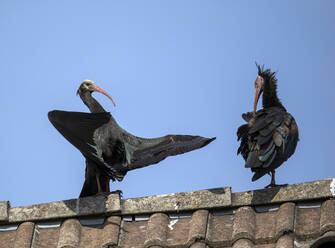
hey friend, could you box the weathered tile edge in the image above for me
[121,187,232,215]
[232,178,335,207]
[8,193,121,223]
[0,201,10,222]
[4,178,335,223]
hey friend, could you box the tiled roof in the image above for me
[0,178,335,248]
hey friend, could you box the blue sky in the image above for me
[1,1,334,207]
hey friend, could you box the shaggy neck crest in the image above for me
[256,64,286,111]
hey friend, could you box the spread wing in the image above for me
[127,135,216,170]
[237,107,299,181]
[49,110,216,182]
[48,110,111,164]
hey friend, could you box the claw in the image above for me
[264,183,288,188]
[95,192,109,198]
[110,190,123,198]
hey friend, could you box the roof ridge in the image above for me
[0,178,334,224]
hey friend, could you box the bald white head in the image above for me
[77,80,116,107]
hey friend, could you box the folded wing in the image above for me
[237,107,298,181]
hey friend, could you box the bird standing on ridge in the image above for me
[48,80,215,197]
[237,65,299,187]
[76,81,116,197]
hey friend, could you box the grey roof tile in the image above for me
[232,238,254,248]
[101,216,121,248]
[167,217,190,246]
[57,219,81,248]
[255,210,276,244]
[187,209,209,245]
[275,202,295,240]
[206,213,233,246]
[232,206,255,243]
[190,242,207,248]
[295,207,321,240]
[32,227,59,248]
[0,201,9,222]
[144,213,168,247]
[320,199,335,235]
[119,220,147,248]
[275,234,293,248]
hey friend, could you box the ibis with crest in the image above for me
[237,65,299,187]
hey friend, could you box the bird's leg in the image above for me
[95,171,103,194]
[271,170,276,185]
[265,170,288,188]
[106,180,110,193]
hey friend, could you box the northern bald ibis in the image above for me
[237,65,299,187]
[48,80,215,197]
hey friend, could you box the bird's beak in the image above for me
[93,85,116,107]
[253,87,261,114]
[253,76,264,114]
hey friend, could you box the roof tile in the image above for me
[295,207,321,240]
[232,238,254,248]
[0,179,334,247]
[144,213,169,247]
[275,202,295,239]
[119,220,147,248]
[320,199,335,235]
[0,230,15,248]
[167,217,191,246]
[0,201,9,222]
[57,219,81,248]
[232,206,255,243]
[13,222,34,248]
[255,210,276,244]
[79,224,104,248]
[190,242,206,248]
[310,230,335,248]
[187,209,209,245]
[206,213,233,246]
[101,216,121,248]
[275,234,293,248]
[255,244,275,248]
[32,227,59,248]
[122,187,231,215]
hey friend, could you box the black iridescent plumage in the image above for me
[49,81,215,197]
[237,65,299,187]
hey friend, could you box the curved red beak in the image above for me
[253,76,263,114]
[253,87,262,114]
[93,85,116,107]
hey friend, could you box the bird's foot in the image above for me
[264,183,288,188]
[95,192,110,198]
[110,190,123,197]
[95,190,123,198]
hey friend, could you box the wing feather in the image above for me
[129,136,216,170]
[48,110,111,163]
[237,107,298,181]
